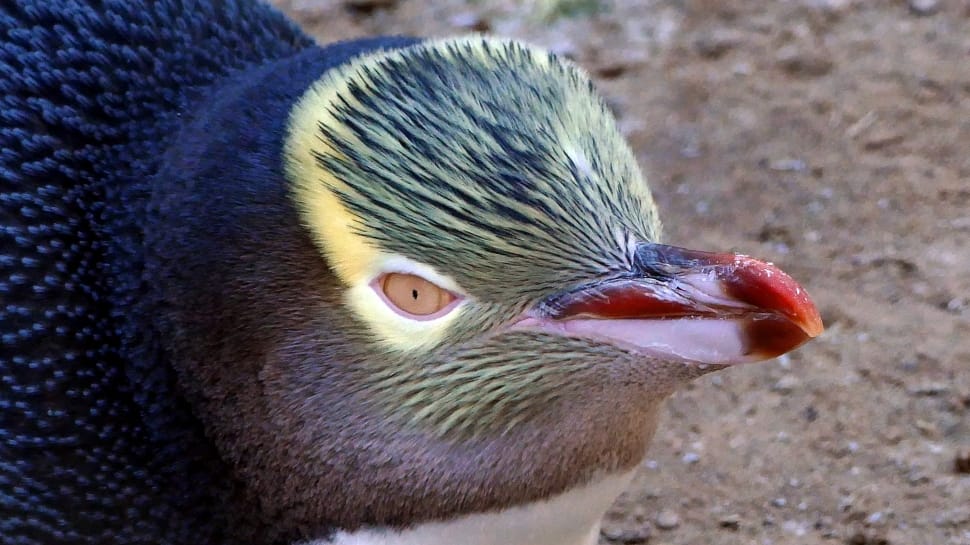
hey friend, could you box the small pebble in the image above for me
[781,519,808,536]
[768,158,808,172]
[914,419,939,437]
[907,381,949,396]
[955,449,970,474]
[600,522,651,544]
[681,451,700,464]
[863,128,904,150]
[718,514,741,530]
[595,62,629,79]
[693,29,742,59]
[732,61,753,75]
[778,355,792,369]
[772,374,800,393]
[908,0,940,16]
[775,44,834,77]
[907,469,929,484]
[655,509,681,530]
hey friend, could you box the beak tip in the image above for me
[731,256,824,338]
[786,289,824,340]
[804,313,825,339]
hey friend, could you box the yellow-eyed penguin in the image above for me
[0,1,822,544]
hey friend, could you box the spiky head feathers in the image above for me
[283,37,666,436]
[286,37,660,302]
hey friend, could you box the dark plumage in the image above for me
[0,2,413,542]
[1,2,822,545]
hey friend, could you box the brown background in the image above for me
[270,1,970,543]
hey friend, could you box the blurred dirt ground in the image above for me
[271,1,970,543]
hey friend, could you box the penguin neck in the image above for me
[314,470,635,545]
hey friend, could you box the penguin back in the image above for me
[0,1,310,543]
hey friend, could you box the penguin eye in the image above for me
[379,273,457,318]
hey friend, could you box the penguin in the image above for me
[0,1,823,544]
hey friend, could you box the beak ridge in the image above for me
[538,243,823,363]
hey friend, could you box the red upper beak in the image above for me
[534,244,823,364]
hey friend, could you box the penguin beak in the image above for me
[525,243,823,365]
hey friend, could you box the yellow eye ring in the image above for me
[374,272,460,320]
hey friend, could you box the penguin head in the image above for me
[150,35,821,536]
[282,36,819,438]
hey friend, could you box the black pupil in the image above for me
[412,289,419,300]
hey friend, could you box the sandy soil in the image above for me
[271,1,970,543]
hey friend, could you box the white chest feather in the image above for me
[306,471,635,545]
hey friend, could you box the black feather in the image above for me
[0,1,414,543]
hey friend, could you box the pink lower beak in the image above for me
[535,244,823,364]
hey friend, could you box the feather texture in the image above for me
[0,2,311,543]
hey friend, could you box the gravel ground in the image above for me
[272,1,970,543]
